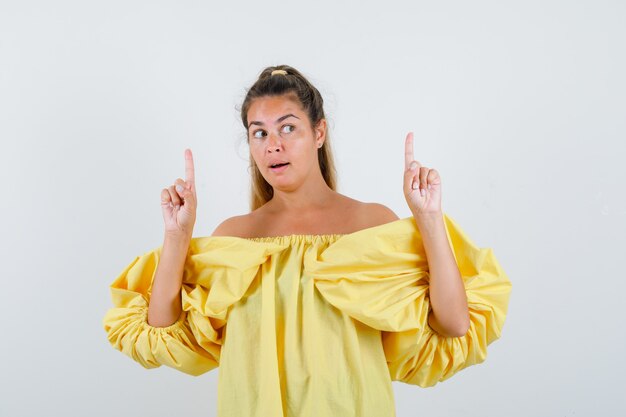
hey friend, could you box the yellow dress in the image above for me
[102,213,511,417]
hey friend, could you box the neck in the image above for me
[267,173,336,214]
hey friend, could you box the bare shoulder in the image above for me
[358,202,400,226]
[211,214,253,237]
[337,194,399,230]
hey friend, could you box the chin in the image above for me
[271,183,298,193]
[267,178,300,193]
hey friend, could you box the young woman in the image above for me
[103,65,511,417]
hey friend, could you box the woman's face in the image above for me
[247,95,325,192]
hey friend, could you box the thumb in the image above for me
[176,184,195,205]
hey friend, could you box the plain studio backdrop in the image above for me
[1,1,624,416]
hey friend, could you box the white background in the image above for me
[1,1,624,416]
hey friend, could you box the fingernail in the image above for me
[176,185,184,193]
[420,188,425,197]
[412,182,418,190]
[427,184,431,190]
[410,162,417,170]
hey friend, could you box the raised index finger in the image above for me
[404,132,414,168]
[184,148,195,190]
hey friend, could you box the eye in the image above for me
[251,130,266,139]
[281,124,295,134]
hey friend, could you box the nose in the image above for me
[266,132,282,153]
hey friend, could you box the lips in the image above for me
[269,162,290,173]
[268,161,289,168]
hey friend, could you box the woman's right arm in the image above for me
[148,148,198,327]
[103,149,227,376]
[147,232,191,327]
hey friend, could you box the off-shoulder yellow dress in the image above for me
[102,213,511,417]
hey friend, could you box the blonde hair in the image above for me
[239,65,337,211]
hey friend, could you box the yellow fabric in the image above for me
[103,213,511,417]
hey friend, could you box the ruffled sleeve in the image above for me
[309,213,511,387]
[102,236,287,376]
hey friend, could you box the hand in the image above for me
[403,132,442,216]
[160,149,197,237]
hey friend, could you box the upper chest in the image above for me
[245,203,369,237]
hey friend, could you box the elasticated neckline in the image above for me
[244,233,345,243]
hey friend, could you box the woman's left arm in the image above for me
[414,213,469,337]
[403,131,470,338]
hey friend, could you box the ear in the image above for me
[314,119,327,147]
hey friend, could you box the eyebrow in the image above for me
[248,113,300,128]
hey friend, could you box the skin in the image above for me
[214,94,398,236]
[403,132,470,337]
[157,94,469,337]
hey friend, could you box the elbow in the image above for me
[448,314,470,337]
[428,311,470,338]
[438,313,470,338]
[449,324,470,338]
